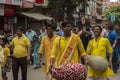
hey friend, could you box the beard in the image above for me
[64,31,71,37]
[94,32,100,37]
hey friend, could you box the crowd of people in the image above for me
[0,19,120,80]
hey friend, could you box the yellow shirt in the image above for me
[51,35,86,66]
[10,35,30,58]
[3,47,10,63]
[86,37,114,78]
[38,34,58,72]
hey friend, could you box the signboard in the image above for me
[0,5,4,16]
[6,0,12,4]
[35,0,44,4]
[10,17,17,23]
[0,0,21,6]
[0,0,6,3]
[0,5,15,16]
[110,13,115,22]
[4,6,15,16]
[12,0,22,6]
[22,1,33,8]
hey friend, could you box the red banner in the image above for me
[4,6,15,16]
[35,0,44,4]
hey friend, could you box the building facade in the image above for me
[0,0,50,34]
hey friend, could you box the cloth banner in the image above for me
[35,0,44,4]
[0,0,21,6]
[22,1,34,8]
[0,5,15,16]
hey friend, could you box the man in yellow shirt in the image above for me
[10,27,30,80]
[86,26,114,80]
[37,24,58,80]
[50,22,87,76]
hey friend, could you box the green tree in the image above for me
[105,5,120,23]
[48,0,88,23]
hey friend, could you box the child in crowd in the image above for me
[0,38,11,80]
[33,36,41,69]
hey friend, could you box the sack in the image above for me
[87,55,108,73]
[51,62,87,80]
[0,46,4,65]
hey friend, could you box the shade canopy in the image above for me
[20,12,53,20]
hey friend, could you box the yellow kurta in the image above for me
[3,47,10,66]
[86,37,114,78]
[39,34,58,72]
[51,34,86,66]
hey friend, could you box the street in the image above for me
[0,0,120,80]
[7,66,46,80]
[7,65,120,80]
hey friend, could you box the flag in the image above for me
[110,13,115,22]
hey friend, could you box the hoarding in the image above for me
[0,5,15,16]
[22,1,33,8]
[0,0,21,6]
[35,0,44,4]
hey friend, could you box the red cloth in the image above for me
[35,0,44,4]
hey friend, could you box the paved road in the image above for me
[109,68,120,80]
[7,66,120,80]
[7,66,46,80]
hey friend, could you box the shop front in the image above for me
[0,5,16,34]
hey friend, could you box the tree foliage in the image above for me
[48,0,88,22]
[105,6,120,23]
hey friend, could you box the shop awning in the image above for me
[20,12,53,20]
